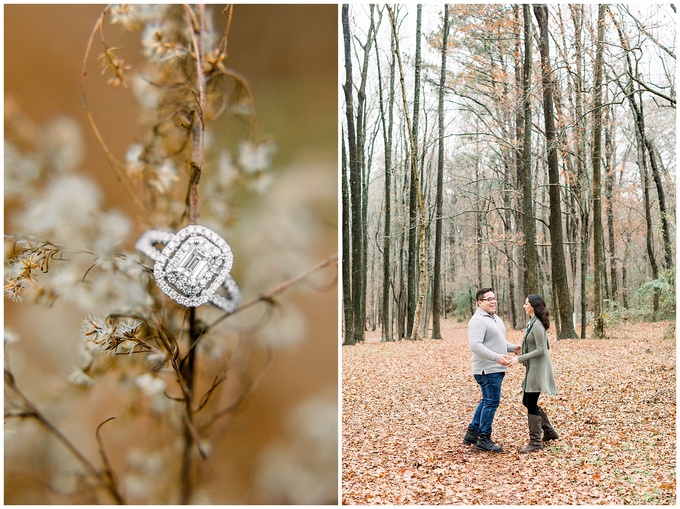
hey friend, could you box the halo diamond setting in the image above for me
[136,225,241,313]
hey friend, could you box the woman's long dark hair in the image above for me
[528,294,550,331]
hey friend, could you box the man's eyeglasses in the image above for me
[480,297,497,302]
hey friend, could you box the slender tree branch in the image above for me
[204,253,339,333]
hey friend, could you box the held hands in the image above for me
[498,354,520,368]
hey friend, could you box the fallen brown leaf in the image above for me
[342,320,676,505]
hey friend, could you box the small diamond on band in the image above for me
[135,225,241,313]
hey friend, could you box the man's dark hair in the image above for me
[476,287,494,302]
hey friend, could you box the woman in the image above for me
[508,294,559,453]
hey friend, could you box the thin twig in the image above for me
[95,417,125,504]
[5,370,124,504]
[80,6,147,217]
[205,253,339,333]
[201,342,276,431]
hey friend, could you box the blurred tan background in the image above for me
[5,4,338,504]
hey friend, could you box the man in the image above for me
[463,287,520,453]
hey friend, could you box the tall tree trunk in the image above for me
[356,6,376,338]
[432,4,449,339]
[376,8,396,342]
[397,154,408,339]
[644,130,673,277]
[591,4,607,338]
[609,8,661,317]
[388,5,427,341]
[341,134,353,345]
[522,5,539,294]
[569,4,590,339]
[622,232,631,309]
[475,159,483,288]
[604,101,618,304]
[534,5,577,338]
[342,4,364,344]
[406,5,423,339]
[513,5,526,325]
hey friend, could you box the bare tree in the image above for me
[405,5,422,338]
[375,7,396,342]
[591,4,607,338]
[534,5,577,338]
[388,5,427,340]
[521,5,539,294]
[342,4,363,345]
[432,5,449,340]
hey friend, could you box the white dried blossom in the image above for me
[4,328,20,344]
[146,352,168,371]
[135,373,166,396]
[80,314,110,344]
[238,140,276,174]
[123,448,166,501]
[40,117,84,173]
[254,392,337,504]
[118,319,142,338]
[125,142,146,179]
[109,4,166,31]
[260,304,306,348]
[76,339,100,365]
[15,174,101,241]
[64,255,152,313]
[69,265,152,314]
[109,4,139,30]
[127,449,165,475]
[217,151,238,187]
[4,278,27,303]
[124,475,150,500]
[141,21,187,62]
[118,340,137,355]
[67,368,94,387]
[94,210,132,255]
[149,159,179,194]
[4,422,17,441]
[4,141,41,200]
[248,172,274,194]
[44,264,84,299]
[131,73,161,110]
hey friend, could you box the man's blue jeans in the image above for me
[469,371,505,436]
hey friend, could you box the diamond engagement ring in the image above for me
[135,225,241,313]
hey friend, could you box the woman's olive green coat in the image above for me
[517,317,557,395]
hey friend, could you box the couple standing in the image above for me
[463,287,559,453]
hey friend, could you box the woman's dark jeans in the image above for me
[470,371,505,436]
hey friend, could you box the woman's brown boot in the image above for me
[519,414,544,453]
[537,406,559,441]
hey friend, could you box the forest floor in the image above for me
[342,319,676,505]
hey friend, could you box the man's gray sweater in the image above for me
[468,307,516,375]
